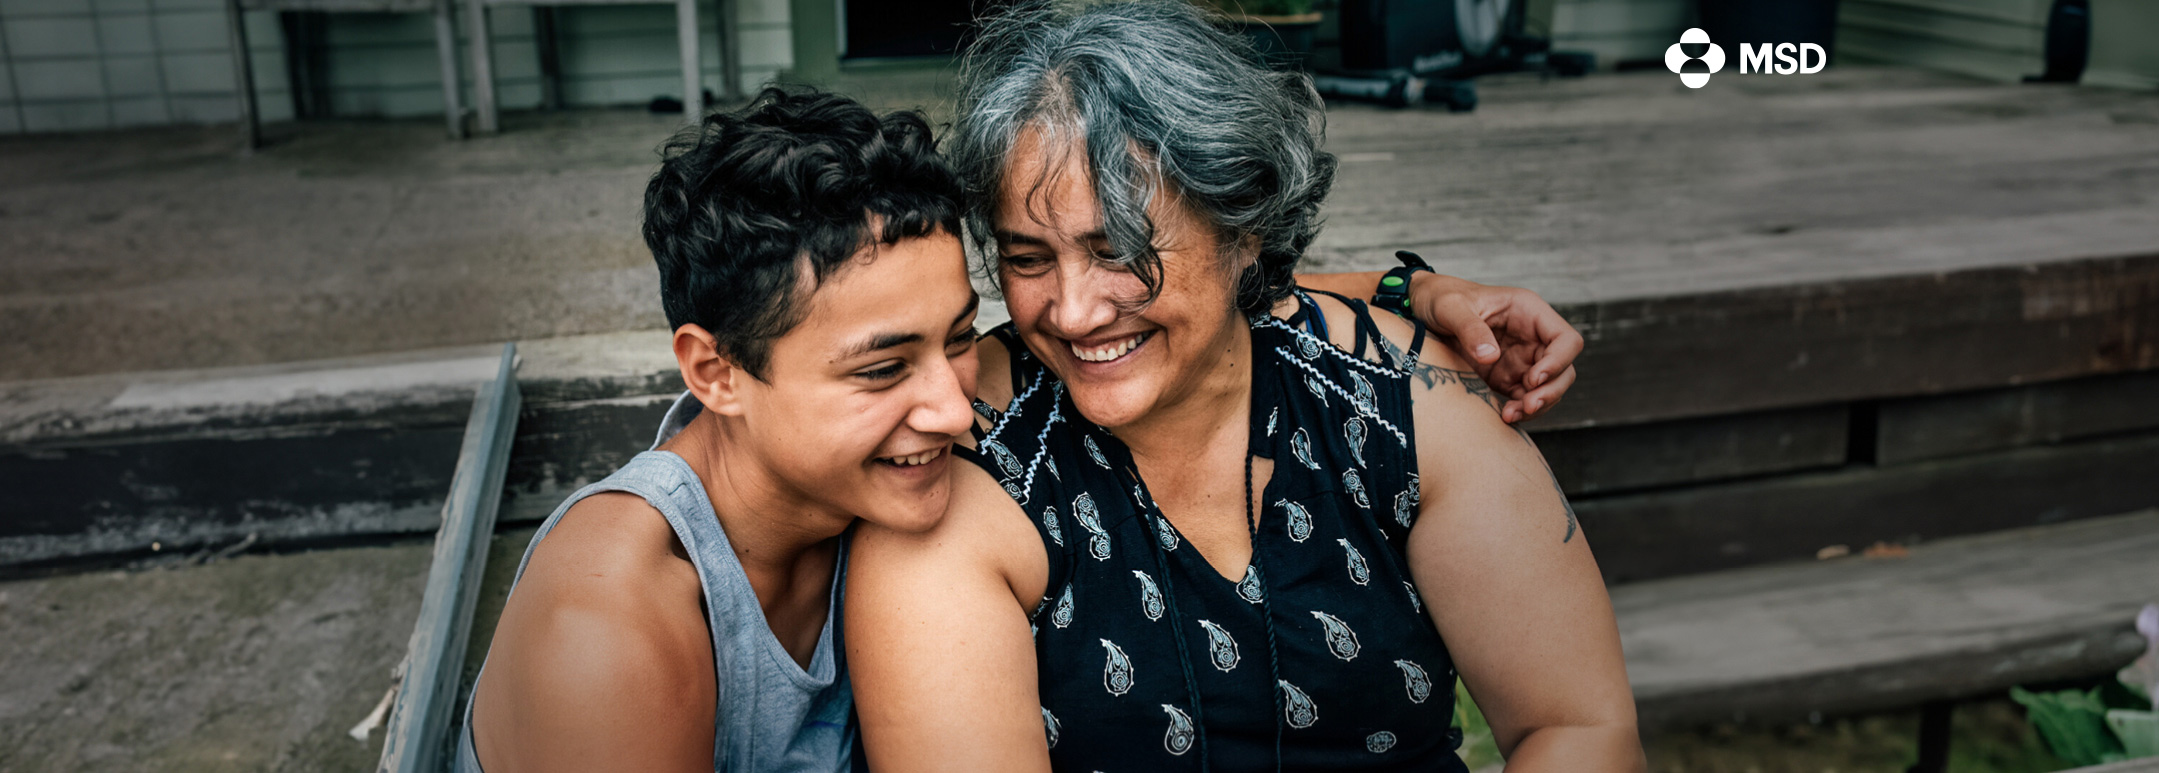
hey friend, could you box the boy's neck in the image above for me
[661,411,850,604]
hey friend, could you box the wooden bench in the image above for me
[1618,509,2159,769]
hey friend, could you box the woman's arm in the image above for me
[1294,270,1582,424]
[1345,301,1643,771]
[846,461,1054,771]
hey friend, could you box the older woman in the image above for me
[847,2,1640,771]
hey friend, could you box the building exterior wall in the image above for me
[0,0,790,134]
[0,0,291,134]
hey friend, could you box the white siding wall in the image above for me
[0,0,290,134]
[0,0,790,133]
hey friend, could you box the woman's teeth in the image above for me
[883,448,944,467]
[1071,333,1147,363]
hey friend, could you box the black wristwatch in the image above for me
[1372,250,1434,316]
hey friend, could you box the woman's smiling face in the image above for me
[993,126,1253,431]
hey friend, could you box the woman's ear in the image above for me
[673,324,750,417]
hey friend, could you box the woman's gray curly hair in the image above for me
[947,0,1337,314]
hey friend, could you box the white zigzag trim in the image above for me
[1274,348,1410,447]
[982,369,1051,447]
[1011,391,1066,504]
[1257,315,1410,381]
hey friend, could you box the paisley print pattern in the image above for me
[1395,659,1433,704]
[963,298,1463,772]
[1312,611,1363,661]
[1197,619,1240,671]
[1163,705,1196,755]
[1102,639,1134,696]
[1339,538,1371,586]
[1133,570,1165,622]
[1280,680,1319,729]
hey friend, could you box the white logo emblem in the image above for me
[1666,28,1726,89]
[1279,680,1319,728]
[1102,639,1134,696]
[1312,611,1362,661]
[1197,619,1241,671]
[1395,659,1433,703]
[1162,704,1196,755]
[1132,570,1164,621]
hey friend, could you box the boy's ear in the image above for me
[673,324,751,417]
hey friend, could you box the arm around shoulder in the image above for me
[469,493,716,773]
[1370,310,1644,771]
[846,459,1052,773]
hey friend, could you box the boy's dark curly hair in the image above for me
[642,86,965,380]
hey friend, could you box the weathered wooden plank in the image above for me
[1578,430,2159,584]
[1534,405,1848,496]
[378,344,521,773]
[1620,509,2159,730]
[1876,370,2159,465]
[1532,255,2159,430]
[0,426,462,571]
[499,393,675,524]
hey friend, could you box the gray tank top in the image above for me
[455,392,855,772]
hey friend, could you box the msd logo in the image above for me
[1665,28,1828,88]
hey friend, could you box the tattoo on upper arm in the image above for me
[1383,334,1580,543]
[1515,427,1580,544]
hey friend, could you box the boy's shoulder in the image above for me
[470,491,717,768]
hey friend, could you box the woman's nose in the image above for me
[1045,260,1122,338]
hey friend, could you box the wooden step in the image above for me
[1619,509,2159,729]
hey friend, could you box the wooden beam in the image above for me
[1620,509,2159,730]
[1578,430,2159,583]
[1533,254,2159,430]
[1876,369,2159,465]
[1535,405,1848,496]
[377,343,520,773]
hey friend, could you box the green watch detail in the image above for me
[1372,250,1434,317]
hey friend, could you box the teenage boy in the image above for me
[458,87,1581,772]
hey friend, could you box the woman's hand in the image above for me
[1406,272,1582,424]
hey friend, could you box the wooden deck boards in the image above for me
[1619,509,2159,729]
[1308,67,2159,305]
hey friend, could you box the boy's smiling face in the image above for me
[723,228,981,533]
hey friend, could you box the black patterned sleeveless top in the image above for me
[960,291,1468,772]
